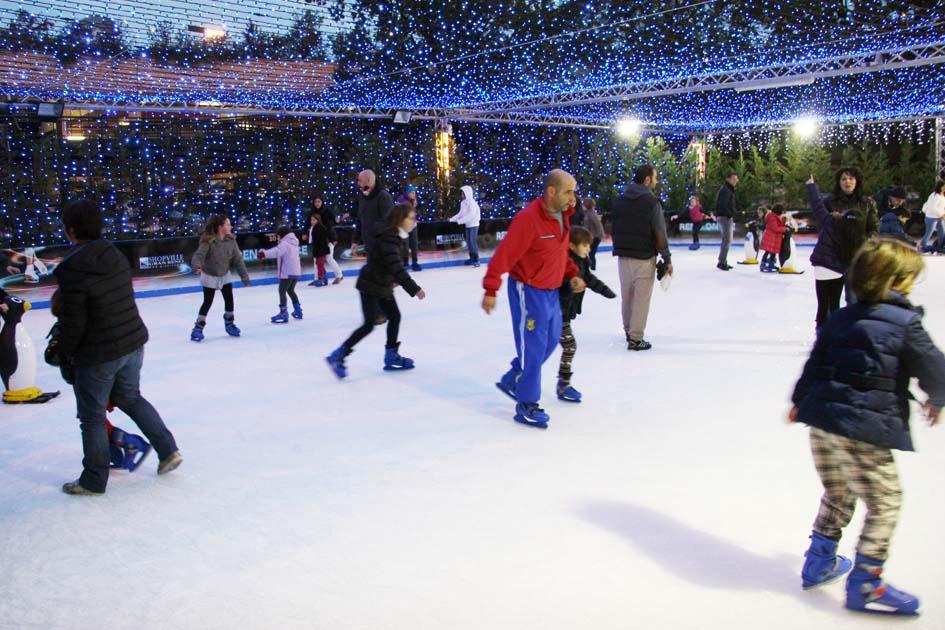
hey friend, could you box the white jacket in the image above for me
[922,192,945,219]
[450,185,481,228]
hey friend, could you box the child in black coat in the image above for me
[325,203,426,378]
[557,226,616,402]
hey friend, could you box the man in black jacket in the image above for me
[55,200,181,495]
[611,165,673,351]
[715,172,739,270]
[356,169,393,255]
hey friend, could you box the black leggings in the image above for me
[762,251,777,266]
[278,279,299,307]
[199,283,234,316]
[815,277,845,329]
[343,292,401,350]
[589,238,601,270]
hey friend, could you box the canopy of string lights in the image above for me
[0,0,942,132]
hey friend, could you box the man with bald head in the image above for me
[482,169,586,429]
[356,169,394,255]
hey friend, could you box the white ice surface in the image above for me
[1,249,943,630]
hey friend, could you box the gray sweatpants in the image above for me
[617,256,656,342]
[717,217,733,265]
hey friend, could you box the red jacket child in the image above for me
[482,197,579,297]
[761,209,788,254]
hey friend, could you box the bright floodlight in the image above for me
[616,117,641,139]
[794,116,819,138]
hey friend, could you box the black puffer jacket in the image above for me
[611,183,671,261]
[355,229,421,298]
[792,292,945,451]
[53,239,149,367]
[714,182,737,218]
[559,251,616,321]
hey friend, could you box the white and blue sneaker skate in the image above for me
[556,380,582,403]
[514,402,549,429]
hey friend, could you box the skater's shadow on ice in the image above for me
[579,501,838,612]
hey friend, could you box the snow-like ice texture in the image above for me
[1,249,943,630]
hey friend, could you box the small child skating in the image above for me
[326,203,426,378]
[302,212,332,286]
[879,207,917,247]
[190,214,251,341]
[557,227,616,402]
[760,205,787,272]
[258,225,304,323]
[790,238,945,615]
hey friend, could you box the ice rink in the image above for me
[2,247,944,629]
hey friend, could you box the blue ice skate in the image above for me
[190,321,205,342]
[556,380,582,403]
[845,554,920,616]
[109,428,152,472]
[801,531,852,589]
[271,307,289,324]
[291,303,304,320]
[496,368,520,401]
[326,346,351,379]
[383,343,415,371]
[514,402,549,429]
[224,313,240,337]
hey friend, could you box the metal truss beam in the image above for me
[456,39,945,113]
[937,117,945,182]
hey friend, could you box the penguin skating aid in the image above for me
[0,293,59,404]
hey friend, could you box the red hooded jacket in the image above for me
[483,197,579,297]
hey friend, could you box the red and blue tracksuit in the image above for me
[483,197,578,404]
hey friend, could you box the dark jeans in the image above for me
[343,292,401,350]
[73,347,178,492]
[278,279,299,307]
[589,237,601,270]
[815,276,845,329]
[408,226,419,265]
[692,221,704,245]
[465,226,480,262]
[199,283,234,316]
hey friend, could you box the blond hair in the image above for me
[849,238,924,303]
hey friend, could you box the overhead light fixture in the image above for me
[615,117,641,139]
[393,111,413,125]
[735,76,816,93]
[188,25,226,40]
[65,134,87,142]
[793,116,819,138]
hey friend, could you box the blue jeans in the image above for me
[465,226,479,262]
[921,217,944,251]
[506,279,562,404]
[73,347,178,492]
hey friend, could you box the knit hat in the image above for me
[405,184,417,194]
[889,187,907,200]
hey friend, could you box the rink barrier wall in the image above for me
[24,241,816,310]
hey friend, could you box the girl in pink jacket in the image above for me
[258,226,304,323]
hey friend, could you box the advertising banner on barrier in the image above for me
[0,219,513,305]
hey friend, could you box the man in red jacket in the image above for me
[482,169,585,428]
